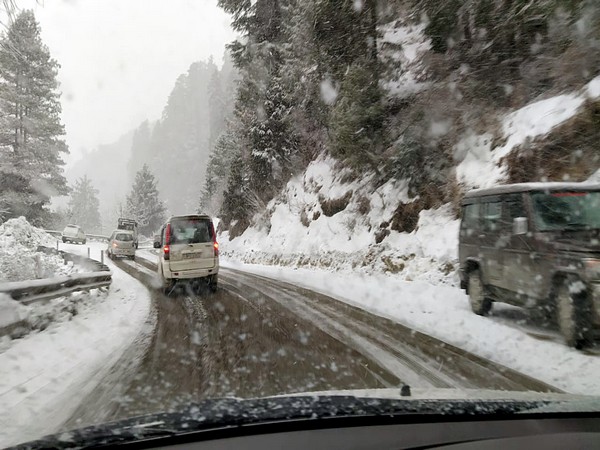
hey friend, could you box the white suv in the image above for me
[62,224,86,244]
[154,215,219,293]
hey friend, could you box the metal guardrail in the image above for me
[0,247,112,306]
[44,229,110,242]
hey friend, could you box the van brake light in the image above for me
[163,245,170,260]
[165,223,172,244]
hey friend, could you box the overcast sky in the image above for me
[20,0,235,166]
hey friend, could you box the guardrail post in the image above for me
[56,240,59,252]
[87,247,90,258]
[101,250,104,264]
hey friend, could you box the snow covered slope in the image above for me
[222,76,600,282]
[455,75,600,189]
[221,156,459,285]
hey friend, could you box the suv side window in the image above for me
[482,201,502,232]
[501,194,525,231]
[462,203,480,234]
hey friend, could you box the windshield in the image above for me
[1,0,600,448]
[532,191,600,231]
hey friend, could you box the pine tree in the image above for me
[198,128,238,215]
[0,10,68,225]
[68,176,101,233]
[249,72,297,199]
[220,149,253,236]
[125,165,166,236]
[127,120,151,183]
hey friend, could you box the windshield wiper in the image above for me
[559,223,592,232]
[13,396,553,449]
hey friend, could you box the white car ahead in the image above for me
[107,230,136,260]
[154,214,219,293]
[62,224,86,244]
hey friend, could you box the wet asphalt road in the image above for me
[65,256,559,431]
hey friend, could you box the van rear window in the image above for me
[170,219,213,244]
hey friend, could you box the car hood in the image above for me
[13,389,600,449]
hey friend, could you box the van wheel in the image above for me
[209,275,218,293]
[468,269,492,316]
[159,269,174,295]
[556,277,593,349]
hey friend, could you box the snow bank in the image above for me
[0,242,152,447]
[455,75,600,189]
[221,157,459,285]
[223,260,600,396]
[0,294,29,329]
[0,217,73,282]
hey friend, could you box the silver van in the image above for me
[154,215,219,293]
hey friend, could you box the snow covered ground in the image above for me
[222,259,600,396]
[0,241,152,447]
[221,156,460,285]
[0,217,78,282]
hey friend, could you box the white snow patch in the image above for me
[221,157,458,284]
[456,75,600,189]
[0,294,29,329]
[379,21,431,98]
[319,77,338,106]
[0,217,73,282]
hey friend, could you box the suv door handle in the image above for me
[530,252,541,260]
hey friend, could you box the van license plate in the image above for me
[183,252,200,259]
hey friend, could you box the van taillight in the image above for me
[165,224,172,244]
[163,245,170,260]
[210,221,219,256]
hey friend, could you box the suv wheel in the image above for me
[556,277,593,349]
[468,269,492,316]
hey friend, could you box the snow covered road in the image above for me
[56,253,557,436]
[220,260,600,396]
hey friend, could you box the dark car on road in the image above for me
[459,182,600,348]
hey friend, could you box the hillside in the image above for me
[217,1,600,280]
